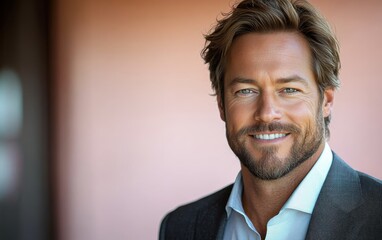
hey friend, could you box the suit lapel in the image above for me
[194,191,229,240]
[306,152,363,240]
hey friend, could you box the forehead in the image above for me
[225,31,314,84]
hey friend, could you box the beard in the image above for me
[226,108,325,180]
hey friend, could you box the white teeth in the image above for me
[255,133,286,140]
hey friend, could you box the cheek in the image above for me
[286,99,319,129]
[225,101,255,130]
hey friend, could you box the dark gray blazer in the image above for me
[159,153,382,239]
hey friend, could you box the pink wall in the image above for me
[54,0,382,239]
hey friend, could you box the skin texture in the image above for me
[218,31,334,238]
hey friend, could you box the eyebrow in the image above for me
[228,77,258,87]
[228,75,309,88]
[276,75,310,88]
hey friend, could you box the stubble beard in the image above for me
[226,110,325,180]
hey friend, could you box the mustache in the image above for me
[237,122,300,136]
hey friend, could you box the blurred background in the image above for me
[1,0,381,239]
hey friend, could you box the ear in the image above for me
[217,94,226,122]
[322,88,334,118]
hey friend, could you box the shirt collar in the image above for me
[226,142,333,217]
[282,142,333,214]
[225,171,244,218]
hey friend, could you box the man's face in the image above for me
[220,32,333,180]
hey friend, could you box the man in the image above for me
[160,0,382,239]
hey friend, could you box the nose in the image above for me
[254,91,282,123]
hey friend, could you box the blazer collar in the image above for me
[194,186,231,240]
[306,152,363,239]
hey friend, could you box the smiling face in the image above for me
[220,32,334,180]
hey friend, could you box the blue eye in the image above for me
[239,89,253,94]
[282,88,298,94]
[236,89,256,97]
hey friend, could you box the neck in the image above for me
[241,143,325,239]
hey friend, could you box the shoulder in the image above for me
[354,171,382,235]
[179,184,232,209]
[159,184,233,240]
[331,152,382,202]
[357,171,382,205]
[306,153,382,238]
[357,170,382,189]
[163,184,232,223]
[333,153,382,232]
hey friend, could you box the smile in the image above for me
[254,133,287,140]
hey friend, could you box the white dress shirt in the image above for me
[223,143,333,240]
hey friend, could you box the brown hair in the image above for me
[201,0,340,137]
